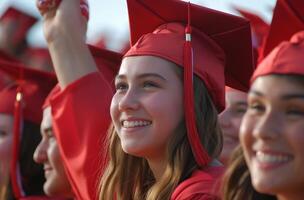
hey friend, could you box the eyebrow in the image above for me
[249,90,304,100]
[281,94,304,100]
[115,73,167,81]
[234,102,247,106]
[248,90,263,97]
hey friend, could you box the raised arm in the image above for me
[37,0,97,88]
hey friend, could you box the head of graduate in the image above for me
[0,60,56,199]
[100,0,254,199]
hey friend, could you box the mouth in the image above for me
[121,120,152,128]
[255,151,293,166]
[43,166,53,175]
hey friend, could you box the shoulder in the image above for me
[171,166,224,200]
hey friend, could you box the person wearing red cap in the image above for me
[37,0,254,199]
[0,59,67,200]
[0,6,38,59]
[218,87,247,165]
[221,31,304,200]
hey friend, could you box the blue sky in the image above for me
[0,0,276,51]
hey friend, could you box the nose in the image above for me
[252,111,281,140]
[118,89,140,111]
[218,109,232,128]
[33,139,48,164]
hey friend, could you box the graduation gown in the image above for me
[49,72,112,200]
[171,166,224,200]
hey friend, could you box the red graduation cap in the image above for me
[0,59,56,198]
[252,31,304,82]
[234,7,269,48]
[260,0,304,59]
[0,6,38,45]
[125,0,254,166]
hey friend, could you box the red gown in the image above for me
[171,166,224,200]
[49,72,113,200]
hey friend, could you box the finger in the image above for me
[80,0,89,21]
[36,0,61,16]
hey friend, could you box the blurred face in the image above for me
[33,107,73,198]
[219,89,247,164]
[240,75,304,199]
[0,114,13,183]
[111,56,184,162]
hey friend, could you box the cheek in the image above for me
[239,115,255,155]
[48,142,63,173]
[145,92,183,121]
[110,95,120,125]
[288,124,304,156]
[0,138,13,161]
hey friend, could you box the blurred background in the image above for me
[0,0,276,52]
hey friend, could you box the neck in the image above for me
[147,156,167,182]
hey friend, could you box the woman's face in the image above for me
[0,114,13,183]
[219,89,247,164]
[111,56,184,161]
[33,107,73,198]
[240,75,304,198]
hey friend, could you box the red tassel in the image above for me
[183,2,210,167]
[10,86,24,198]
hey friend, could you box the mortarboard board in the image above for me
[0,60,56,198]
[0,6,38,46]
[234,7,269,48]
[252,31,304,82]
[124,0,254,166]
[260,0,304,59]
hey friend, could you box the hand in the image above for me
[36,0,89,44]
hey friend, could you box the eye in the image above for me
[234,106,247,115]
[143,81,159,89]
[286,107,304,117]
[248,102,265,114]
[115,82,128,92]
[0,130,7,138]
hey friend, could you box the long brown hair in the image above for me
[221,146,276,200]
[99,67,223,200]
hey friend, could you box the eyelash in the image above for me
[115,82,128,91]
[248,102,265,113]
[115,81,159,92]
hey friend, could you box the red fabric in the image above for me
[171,166,224,200]
[260,0,304,59]
[49,72,113,200]
[252,31,304,82]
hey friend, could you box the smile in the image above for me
[256,151,292,164]
[122,120,151,128]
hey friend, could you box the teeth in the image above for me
[122,120,151,128]
[256,151,291,163]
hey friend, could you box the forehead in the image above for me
[226,90,247,103]
[250,75,304,98]
[41,107,52,129]
[119,55,179,76]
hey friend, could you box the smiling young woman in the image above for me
[222,31,304,200]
